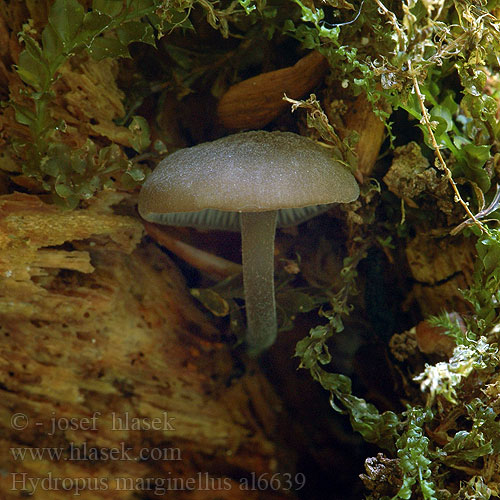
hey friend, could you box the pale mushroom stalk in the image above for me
[240,211,277,355]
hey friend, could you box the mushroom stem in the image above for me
[240,211,278,355]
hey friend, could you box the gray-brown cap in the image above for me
[138,130,359,230]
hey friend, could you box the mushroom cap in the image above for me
[139,130,359,229]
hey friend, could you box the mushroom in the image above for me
[138,130,359,355]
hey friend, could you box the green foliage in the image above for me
[393,407,436,500]
[294,249,401,453]
[427,312,468,345]
[296,320,400,452]
[317,241,500,498]
[458,476,495,499]
[414,337,499,405]
[25,141,146,209]
[400,79,494,194]
[285,93,359,171]
[463,229,500,329]
[288,2,500,494]
[10,0,167,207]
[283,0,379,95]
[381,3,499,214]
[285,0,500,219]
[443,398,500,462]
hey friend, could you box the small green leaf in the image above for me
[92,0,124,17]
[16,51,50,90]
[191,289,230,317]
[21,36,43,62]
[153,140,167,154]
[478,235,500,276]
[55,182,74,198]
[410,0,428,23]
[12,104,36,127]
[116,21,155,47]
[41,24,65,60]
[78,11,112,46]
[58,194,80,209]
[77,175,100,198]
[238,0,257,14]
[441,93,459,116]
[40,157,61,176]
[459,67,486,97]
[126,166,146,182]
[443,431,494,462]
[127,0,155,17]
[70,155,87,174]
[128,115,151,152]
[89,37,130,60]
[430,105,452,136]
[321,371,352,394]
[463,144,491,165]
[478,95,498,120]
[461,144,492,192]
[120,168,145,189]
[48,0,85,50]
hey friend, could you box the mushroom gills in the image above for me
[146,204,333,231]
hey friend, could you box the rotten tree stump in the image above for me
[0,193,292,500]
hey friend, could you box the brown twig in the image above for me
[410,64,486,234]
[144,222,242,279]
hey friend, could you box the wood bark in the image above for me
[0,193,290,499]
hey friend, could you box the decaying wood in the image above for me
[405,232,476,315]
[338,92,387,176]
[217,51,328,129]
[0,193,289,499]
[53,55,138,148]
[383,142,451,211]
